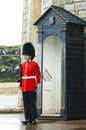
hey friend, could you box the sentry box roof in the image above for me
[34,5,86,26]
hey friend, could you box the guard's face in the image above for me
[24,55,32,61]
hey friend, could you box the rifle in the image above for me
[17,63,22,87]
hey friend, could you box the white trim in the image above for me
[22,76,35,79]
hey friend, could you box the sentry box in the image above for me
[34,5,86,120]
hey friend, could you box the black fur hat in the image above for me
[22,42,35,60]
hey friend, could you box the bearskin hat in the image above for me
[22,42,35,60]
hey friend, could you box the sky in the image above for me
[0,0,23,46]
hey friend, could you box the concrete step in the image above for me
[0,83,19,94]
[0,94,23,113]
[0,108,23,113]
[38,114,67,120]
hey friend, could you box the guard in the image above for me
[18,42,41,125]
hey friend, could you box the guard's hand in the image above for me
[18,86,21,90]
[36,84,40,91]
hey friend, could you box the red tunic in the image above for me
[21,61,40,92]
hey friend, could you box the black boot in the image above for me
[30,120,37,125]
[21,120,30,124]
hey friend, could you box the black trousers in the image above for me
[22,91,37,121]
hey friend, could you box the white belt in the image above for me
[22,76,35,79]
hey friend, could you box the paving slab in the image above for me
[0,114,86,130]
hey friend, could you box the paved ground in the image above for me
[0,114,86,130]
[0,94,18,108]
[0,95,86,130]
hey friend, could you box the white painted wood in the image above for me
[42,36,62,114]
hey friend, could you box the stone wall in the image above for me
[64,0,86,20]
[22,0,30,45]
[21,0,86,53]
[42,0,52,13]
[22,0,86,47]
[42,0,86,20]
[21,0,42,61]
